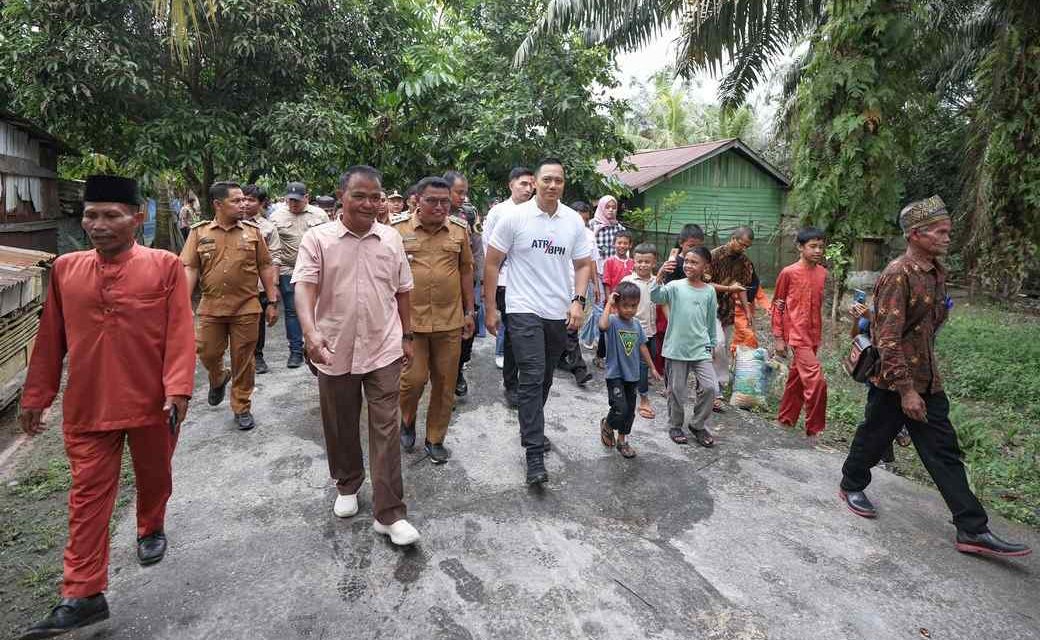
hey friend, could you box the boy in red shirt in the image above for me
[772,227,828,445]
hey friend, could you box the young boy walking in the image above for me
[772,228,829,445]
[597,282,661,458]
[651,246,718,448]
[622,243,659,419]
[595,230,635,368]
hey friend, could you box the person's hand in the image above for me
[652,368,664,382]
[593,284,602,305]
[850,302,868,319]
[462,314,476,340]
[265,303,279,327]
[566,300,583,332]
[305,330,334,366]
[773,339,788,359]
[402,338,414,367]
[900,388,927,423]
[658,259,677,279]
[729,283,746,293]
[18,408,46,436]
[163,396,189,430]
[485,310,499,336]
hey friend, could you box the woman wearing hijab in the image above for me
[591,195,625,263]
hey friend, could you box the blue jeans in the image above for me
[495,318,507,356]
[279,274,303,355]
[638,336,657,397]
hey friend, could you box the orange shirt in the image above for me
[771,261,827,349]
[21,244,197,432]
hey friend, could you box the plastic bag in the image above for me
[579,303,602,346]
[730,346,785,409]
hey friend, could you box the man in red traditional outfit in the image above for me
[772,227,829,445]
[17,175,196,639]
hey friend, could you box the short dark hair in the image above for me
[339,165,382,190]
[796,227,827,245]
[443,170,467,187]
[405,184,419,199]
[242,184,267,202]
[614,281,642,304]
[416,176,451,195]
[616,230,633,242]
[633,242,657,257]
[686,246,713,264]
[677,224,705,245]
[535,157,565,174]
[570,200,591,214]
[209,181,241,203]
[509,166,534,181]
[730,225,755,241]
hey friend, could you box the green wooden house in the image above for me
[598,139,791,283]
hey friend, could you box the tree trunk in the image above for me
[152,189,174,252]
[831,270,844,322]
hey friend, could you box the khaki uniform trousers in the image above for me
[197,314,260,413]
[399,328,462,445]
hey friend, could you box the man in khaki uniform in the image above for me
[243,184,282,374]
[182,182,279,430]
[392,176,476,464]
[270,181,329,367]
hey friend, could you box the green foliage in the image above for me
[791,0,920,245]
[624,190,686,231]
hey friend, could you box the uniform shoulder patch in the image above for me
[390,212,412,225]
[240,219,259,228]
[448,215,469,229]
[190,219,210,229]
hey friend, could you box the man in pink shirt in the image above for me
[292,165,420,546]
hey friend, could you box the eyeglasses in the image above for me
[421,197,451,208]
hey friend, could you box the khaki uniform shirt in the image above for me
[252,214,282,293]
[392,213,474,333]
[181,219,272,316]
[270,205,330,276]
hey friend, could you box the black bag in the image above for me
[844,334,880,383]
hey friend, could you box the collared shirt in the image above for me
[291,220,414,376]
[489,198,593,320]
[181,219,272,316]
[252,214,282,293]
[393,214,474,333]
[21,244,196,432]
[710,245,756,326]
[453,203,484,283]
[870,254,949,395]
[592,220,625,268]
[771,261,828,349]
[270,204,330,275]
[622,272,656,337]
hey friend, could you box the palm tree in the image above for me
[515,0,825,108]
[152,0,217,63]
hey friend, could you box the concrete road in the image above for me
[74,336,1038,640]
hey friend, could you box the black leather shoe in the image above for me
[840,490,878,519]
[287,352,304,368]
[455,373,468,397]
[207,370,231,406]
[504,388,518,409]
[400,421,416,452]
[235,412,255,431]
[425,441,450,464]
[137,531,167,566]
[255,354,269,374]
[21,594,109,639]
[576,371,593,386]
[956,530,1032,558]
[525,452,548,485]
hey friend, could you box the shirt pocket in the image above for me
[239,237,259,273]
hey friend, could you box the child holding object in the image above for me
[651,247,718,448]
[772,228,829,445]
[594,230,635,368]
[622,243,660,419]
[597,282,662,458]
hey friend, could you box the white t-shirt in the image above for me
[489,198,593,320]
[622,272,656,337]
[483,198,522,287]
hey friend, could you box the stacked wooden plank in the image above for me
[0,245,55,410]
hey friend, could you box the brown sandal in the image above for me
[600,418,615,447]
[668,427,688,444]
[693,430,715,448]
[616,441,636,458]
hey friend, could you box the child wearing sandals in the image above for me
[597,282,662,458]
[651,246,718,448]
[622,243,660,419]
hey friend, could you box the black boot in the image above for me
[400,421,416,452]
[455,372,468,397]
[956,530,1032,558]
[255,353,270,374]
[137,531,167,566]
[21,594,109,639]
[525,450,548,485]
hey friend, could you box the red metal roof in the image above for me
[597,138,789,193]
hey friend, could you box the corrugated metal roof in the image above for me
[0,245,55,268]
[0,110,76,155]
[598,139,790,193]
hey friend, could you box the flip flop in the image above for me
[638,404,656,419]
[692,430,715,448]
[616,441,636,458]
[600,418,615,448]
[668,427,688,445]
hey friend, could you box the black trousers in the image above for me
[507,313,568,454]
[606,379,638,435]
[558,329,590,381]
[256,292,269,357]
[840,386,988,534]
[495,286,518,393]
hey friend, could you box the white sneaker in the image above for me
[333,493,358,518]
[373,519,420,546]
[495,355,504,369]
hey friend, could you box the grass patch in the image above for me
[802,302,1040,527]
